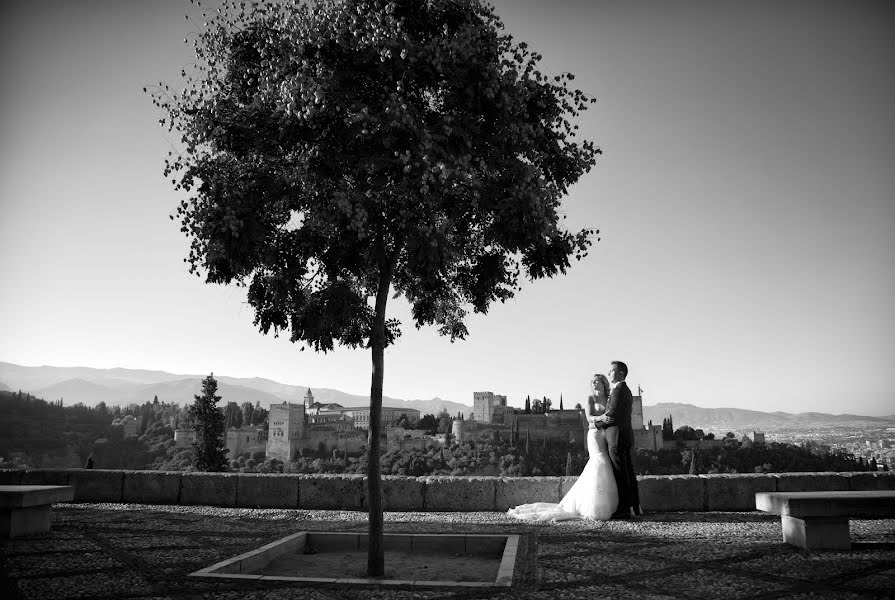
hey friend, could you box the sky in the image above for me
[1,0,893,416]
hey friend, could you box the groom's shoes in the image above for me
[610,509,632,520]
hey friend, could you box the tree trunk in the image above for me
[366,260,393,577]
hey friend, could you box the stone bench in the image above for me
[0,485,75,538]
[755,490,895,550]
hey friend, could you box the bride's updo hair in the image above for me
[591,373,610,398]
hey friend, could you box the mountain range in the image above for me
[1,362,892,432]
[641,403,894,434]
[0,362,470,418]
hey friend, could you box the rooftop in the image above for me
[2,503,893,599]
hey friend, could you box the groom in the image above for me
[599,360,642,518]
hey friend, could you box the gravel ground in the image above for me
[0,503,893,599]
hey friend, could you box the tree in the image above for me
[224,401,243,429]
[662,416,675,441]
[436,409,452,434]
[155,0,598,576]
[188,373,228,472]
[241,402,254,427]
[524,396,531,415]
[674,426,699,441]
[559,395,563,411]
[415,413,438,434]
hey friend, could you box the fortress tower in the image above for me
[631,394,644,431]
[266,402,307,461]
[473,391,507,424]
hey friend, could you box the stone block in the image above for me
[71,470,124,503]
[774,472,850,493]
[298,475,365,510]
[781,515,851,550]
[237,474,299,508]
[844,472,895,491]
[19,469,73,486]
[639,475,704,512]
[381,476,425,511]
[180,473,238,507]
[0,470,24,485]
[702,474,776,511]
[0,505,52,538]
[123,471,182,504]
[495,477,561,511]
[560,476,578,498]
[423,476,496,511]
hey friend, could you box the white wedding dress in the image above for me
[507,424,619,521]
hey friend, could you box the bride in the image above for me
[507,374,619,521]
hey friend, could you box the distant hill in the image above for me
[642,402,895,434]
[0,362,470,418]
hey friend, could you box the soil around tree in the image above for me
[261,549,500,582]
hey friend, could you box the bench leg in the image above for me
[781,516,851,550]
[0,505,53,539]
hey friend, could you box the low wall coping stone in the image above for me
[0,469,891,512]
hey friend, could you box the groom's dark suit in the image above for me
[602,381,641,517]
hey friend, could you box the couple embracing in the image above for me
[508,361,642,521]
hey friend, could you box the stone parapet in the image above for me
[123,471,181,504]
[0,469,891,512]
[299,474,365,510]
[775,472,850,493]
[702,473,777,511]
[180,472,238,506]
[71,470,124,503]
[495,477,561,511]
[423,476,497,511]
[380,476,425,512]
[639,475,704,511]
[237,473,299,509]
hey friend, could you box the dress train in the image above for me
[507,426,618,522]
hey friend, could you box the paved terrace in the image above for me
[2,502,894,600]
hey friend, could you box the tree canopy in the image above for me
[153,0,600,575]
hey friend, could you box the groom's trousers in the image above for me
[605,432,641,515]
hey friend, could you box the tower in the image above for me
[266,402,307,461]
[631,394,644,431]
[303,388,315,411]
[473,391,495,423]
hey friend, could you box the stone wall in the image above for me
[0,469,891,512]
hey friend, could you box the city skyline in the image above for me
[1,0,893,416]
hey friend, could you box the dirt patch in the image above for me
[261,549,500,582]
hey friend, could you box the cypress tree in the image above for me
[189,373,228,472]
